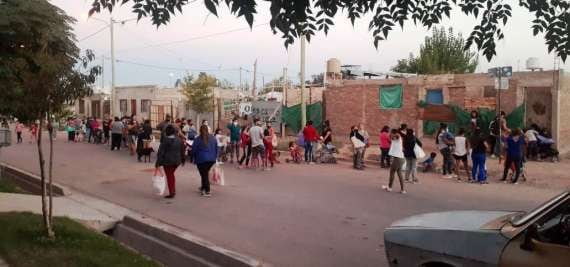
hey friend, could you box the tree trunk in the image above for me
[196,113,200,127]
[37,118,55,239]
[48,116,54,227]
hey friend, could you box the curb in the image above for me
[0,163,68,196]
[115,216,265,267]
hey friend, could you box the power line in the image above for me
[114,58,240,72]
[78,25,109,42]
[114,22,269,53]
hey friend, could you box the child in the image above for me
[263,129,274,170]
[419,152,437,173]
[288,141,302,163]
[29,122,38,143]
[214,129,228,163]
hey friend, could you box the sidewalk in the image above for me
[0,192,117,232]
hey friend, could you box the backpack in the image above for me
[187,128,197,140]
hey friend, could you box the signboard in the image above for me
[239,102,252,116]
[494,77,509,90]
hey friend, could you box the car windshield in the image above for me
[510,191,569,227]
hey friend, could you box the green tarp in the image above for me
[281,102,323,133]
[379,84,403,109]
[423,104,526,136]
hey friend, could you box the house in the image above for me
[324,70,570,153]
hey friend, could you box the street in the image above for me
[0,132,563,266]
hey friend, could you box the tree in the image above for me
[0,0,100,238]
[391,27,478,74]
[181,72,216,123]
[88,0,570,62]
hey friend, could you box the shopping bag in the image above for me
[209,163,225,186]
[152,168,166,196]
[414,144,426,159]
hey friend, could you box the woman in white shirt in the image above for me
[453,128,470,181]
[382,129,406,194]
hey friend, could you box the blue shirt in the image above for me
[506,136,525,158]
[192,135,218,164]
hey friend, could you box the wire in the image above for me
[79,25,109,42]
[115,58,241,72]
[114,22,269,52]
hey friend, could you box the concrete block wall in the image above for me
[557,70,570,154]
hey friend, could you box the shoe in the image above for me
[413,180,420,184]
[201,192,212,197]
[381,185,392,192]
[164,194,175,199]
[452,174,459,178]
[513,182,519,185]
[400,190,407,194]
[309,162,315,165]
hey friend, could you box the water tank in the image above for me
[327,58,341,74]
[526,57,540,70]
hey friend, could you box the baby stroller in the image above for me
[315,142,337,164]
[92,128,103,144]
[536,135,560,162]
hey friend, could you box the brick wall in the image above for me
[324,79,418,144]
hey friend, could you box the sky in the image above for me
[52,0,568,93]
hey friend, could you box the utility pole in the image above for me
[283,67,288,106]
[300,35,307,126]
[323,60,327,90]
[110,17,116,118]
[101,57,105,92]
[253,59,257,100]
[239,67,242,93]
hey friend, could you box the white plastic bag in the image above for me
[209,163,225,186]
[414,144,426,159]
[152,168,166,196]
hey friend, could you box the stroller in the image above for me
[315,142,337,164]
[536,134,560,162]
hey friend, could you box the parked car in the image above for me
[384,191,570,267]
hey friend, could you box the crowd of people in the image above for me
[5,108,560,199]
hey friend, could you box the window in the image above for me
[379,84,403,109]
[484,86,495,97]
[119,99,127,113]
[425,89,443,105]
[78,99,85,114]
[141,99,151,113]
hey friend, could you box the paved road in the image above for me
[0,131,562,266]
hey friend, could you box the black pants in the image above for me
[16,132,22,143]
[440,147,453,175]
[502,155,523,183]
[111,133,122,150]
[197,162,215,193]
[68,131,75,141]
[380,148,390,167]
[239,144,252,166]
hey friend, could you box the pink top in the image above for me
[379,132,391,149]
[15,123,24,133]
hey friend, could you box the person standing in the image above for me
[137,119,153,162]
[452,128,470,181]
[157,114,172,143]
[470,128,487,184]
[322,120,333,149]
[350,125,366,170]
[238,125,252,168]
[103,117,111,144]
[379,126,391,168]
[263,128,274,170]
[358,123,370,164]
[15,121,24,144]
[29,122,38,143]
[85,117,92,143]
[110,117,124,151]
[192,125,218,197]
[156,124,183,198]
[127,120,138,156]
[436,123,454,178]
[525,124,539,160]
[66,118,75,142]
[501,128,526,184]
[382,129,406,194]
[249,119,265,169]
[302,120,318,164]
[227,118,241,163]
[403,129,422,183]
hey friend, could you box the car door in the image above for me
[499,199,570,267]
